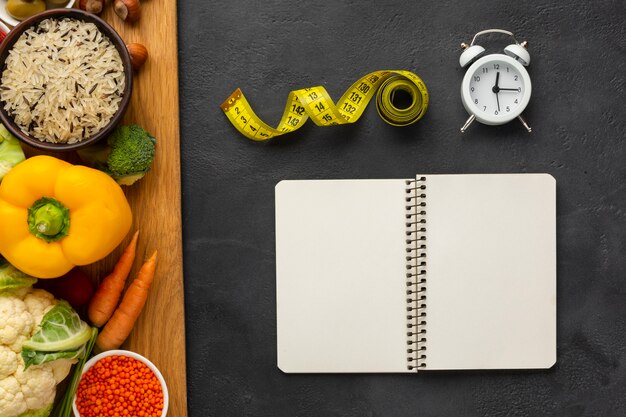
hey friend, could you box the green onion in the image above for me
[51,327,98,417]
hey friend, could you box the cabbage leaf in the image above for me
[21,344,85,369]
[0,256,37,291]
[22,301,92,352]
[0,123,25,181]
[17,403,53,417]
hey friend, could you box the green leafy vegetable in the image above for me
[0,256,37,291]
[0,123,25,181]
[21,300,92,370]
[22,301,92,353]
[17,403,53,417]
[51,327,98,417]
[78,124,156,186]
[22,344,85,368]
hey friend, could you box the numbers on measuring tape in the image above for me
[342,103,357,114]
[220,70,429,141]
[349,92,362,104]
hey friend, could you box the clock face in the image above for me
[469,59,525,117]
[461,55,531,125]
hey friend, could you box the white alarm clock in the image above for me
[459,29,532,133]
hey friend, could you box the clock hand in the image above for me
[491,74,501,93]
[494,72,500,112]
[499,87,521,91]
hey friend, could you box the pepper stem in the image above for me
[28,198,70,242]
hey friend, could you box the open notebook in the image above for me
[275,174,556,373]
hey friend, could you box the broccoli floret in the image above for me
[78,125,156,186]
[0,123,25,181]
[107,125,156,185]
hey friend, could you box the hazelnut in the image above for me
[79,0,105,14]
[127,43,148,71]
[114,0,141,23]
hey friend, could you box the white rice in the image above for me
[1,18,125,144]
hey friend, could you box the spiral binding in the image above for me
[405,177,427,371]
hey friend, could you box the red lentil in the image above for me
[76,355,164,417]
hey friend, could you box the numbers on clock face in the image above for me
[469,61,524,116]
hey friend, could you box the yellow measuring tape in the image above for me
[220,70,429,141]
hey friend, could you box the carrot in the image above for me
[96,250,158,351]
[88,231,140,327]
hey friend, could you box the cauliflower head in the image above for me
[0,296,33,353]
[0,288,64,417]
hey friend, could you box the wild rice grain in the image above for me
[1,18,125,144]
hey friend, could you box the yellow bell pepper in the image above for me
[0,155,132,278]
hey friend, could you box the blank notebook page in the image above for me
[275,180,409,373]
[423,174,556,370]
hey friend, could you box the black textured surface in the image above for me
[178,1,626,416]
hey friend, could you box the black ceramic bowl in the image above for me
[0,9,132,152]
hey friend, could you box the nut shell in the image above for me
[127,43,148,71]
[114,0,141,22]
[78,0,105,14]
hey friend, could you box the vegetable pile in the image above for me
[0,1,163,411]
[0,117,160,417]
[0,258,96,417]
[0,82,161,417]
[0,214,159,417]
[0,243,159,417]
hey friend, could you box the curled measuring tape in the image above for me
[220,70,429,141]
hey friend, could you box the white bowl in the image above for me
[0,0,76,27]
[73,349,169,417]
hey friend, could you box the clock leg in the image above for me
[460,114,476,133]
[518,115,532,133]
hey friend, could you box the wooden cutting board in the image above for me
[90,2,187,416]
[22,1,187,416]
[98,2,187,417]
